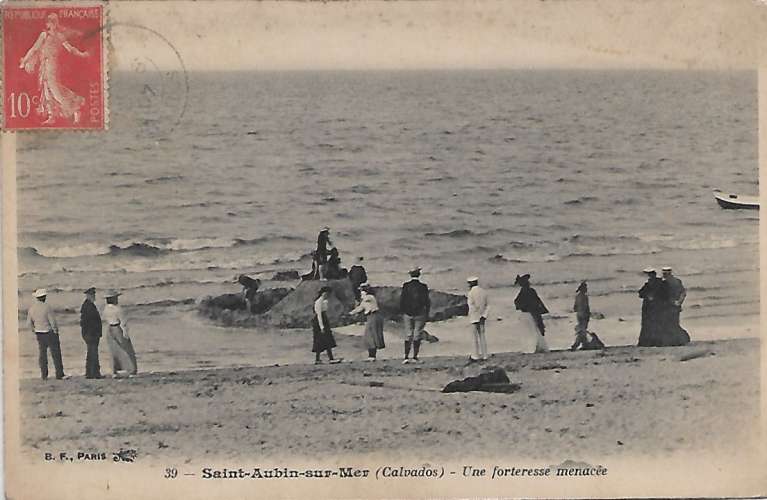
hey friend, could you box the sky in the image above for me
[89,0,767,71]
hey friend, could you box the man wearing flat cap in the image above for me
[399,267,430,364]
[467,276,489,361]
[26,288,66,380]
[80,287,103,379]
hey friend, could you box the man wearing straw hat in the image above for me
[80,287,104,379]
[26,288,66,380]
[466,276,489,362]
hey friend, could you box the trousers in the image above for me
[84,338,101,378]
[471,318,488,360]
[36,331,64,380]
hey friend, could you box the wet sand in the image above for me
[19,337,760,464]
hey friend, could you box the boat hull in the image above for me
[714,192,759,210]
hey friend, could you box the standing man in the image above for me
[80,287,103,379]
[26,289,66,380]
[467,276,489,362]
[661,267,686,328]
[348,256,368,301]
[400,267,430,364]
[571,281,591,351]
[316,227,333,279]
[661,266,690,345]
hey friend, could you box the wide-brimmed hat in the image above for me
[661,266,672,273]
[104,289,121,298]
[466,276,479,283]
[321,226,330,232]
[33,288,47,298]
[514,274,531,285]
[643,267,656,274]
[84,287,96,295]
[409,267,422,277]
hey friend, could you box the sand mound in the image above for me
[198,279,468,329]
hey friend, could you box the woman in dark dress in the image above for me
[514,274,550,353]
[312,286,341,364]
[637,268,667,346]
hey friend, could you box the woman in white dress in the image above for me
[103,290,138,377]
[349,284,385,361]
[513,274,550,353]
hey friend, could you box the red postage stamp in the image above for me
[2,3,106,130]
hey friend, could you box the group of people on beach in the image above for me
[24,224,690,379]
[302,228,689,364]
[25,287,137,380]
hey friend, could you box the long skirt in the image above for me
[107,325,138,375]
[520,312,549,353]
[364,312,385,350]
[312,314,337,353]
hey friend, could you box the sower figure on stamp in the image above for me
[27,288,66,380]
[18,13,90,125]
[80,287,103,379]
[467,276,489,362]
[571,281,590,351]
[400,267,430,364]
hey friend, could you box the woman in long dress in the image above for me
[349,283,385,361]
[514,274,550,353]
[312,286,341,364]
[103,290,138,377]
[18,13,90,125]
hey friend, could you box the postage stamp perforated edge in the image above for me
[0,0,109,131]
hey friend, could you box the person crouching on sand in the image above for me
[312,286,341,365]
[571,281,590,351]
[103,290,138,378]
[514,274,550,353]
[467,276,489,362]
[349,283,385,361]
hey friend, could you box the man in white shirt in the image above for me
[467,276,489,361]
[26,289,66,380]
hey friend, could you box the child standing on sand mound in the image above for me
[311,286,342,365]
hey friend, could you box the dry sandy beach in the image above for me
[20,337,760,464]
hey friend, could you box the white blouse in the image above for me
[103,303,128,336]
[314,297,328,330]
[350,292,379,315]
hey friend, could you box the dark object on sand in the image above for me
[442,368,521,394]
[581,332,605,350]
[421,330,440,343]
[713,189,759,210]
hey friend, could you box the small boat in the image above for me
[713,190,759,210]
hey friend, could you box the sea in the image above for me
[15,70,759,377]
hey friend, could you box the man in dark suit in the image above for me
[348,256,368,300]
[80,287,103,379]
[400,267,430,364]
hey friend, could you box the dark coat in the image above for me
[80,299,102,341]
[348,265,367,287]
[400,279,430,317]
[316,232,332,263]
[514,286,548,335]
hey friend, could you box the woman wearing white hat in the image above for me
[349,283,385,361]
[103,290,137,377]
